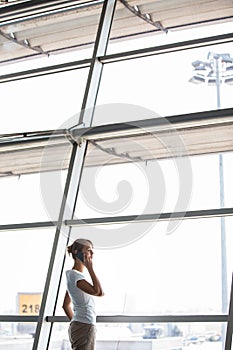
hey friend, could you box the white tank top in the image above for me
[66,269,96,324]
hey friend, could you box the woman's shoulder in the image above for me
[66,269,84,277]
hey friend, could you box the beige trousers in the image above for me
[68,321,96,350]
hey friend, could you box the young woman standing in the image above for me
[63,238,104,350]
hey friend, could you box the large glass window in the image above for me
[0,2,233,350]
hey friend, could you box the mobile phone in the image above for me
[76,251,84,263]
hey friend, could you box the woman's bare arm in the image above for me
[77,255,104,296]
[62,291,73,320]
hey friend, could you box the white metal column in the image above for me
[32,0,117,348]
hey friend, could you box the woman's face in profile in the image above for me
[83,243,94,259]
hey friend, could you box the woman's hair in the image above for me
[67,238,93,259]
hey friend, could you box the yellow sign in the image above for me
[18,293,42,315]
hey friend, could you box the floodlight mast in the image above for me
[190,52,233,350]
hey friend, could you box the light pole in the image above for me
[189,52,233,346]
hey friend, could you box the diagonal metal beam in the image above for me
[32,1,117,349]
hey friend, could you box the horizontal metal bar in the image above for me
[0,221,57,231]
[0,59,91,84]
[72,108,233,140]
[0,314,227,323]
[0,207,232,232]
[45,315,228,323]
[100,33,233,64]
[66,208,233,227]
[0,129,66,140]
[0,131,68,149]
[0,315,39,322]
[0,108,232,146]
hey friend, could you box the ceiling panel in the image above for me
[0,0,232,64]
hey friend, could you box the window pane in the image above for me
[0,167,69,224]
[56,216,232,316]
[49,322,226,350]
[0,323,34,349]
[75,152,233,219]
[108,0,233,54]
[0,2,103,73]
[0,68,88,134]
[95,43,233,124]
[49,322,69,350]
[188,152,233,210]
[0,229,54,315]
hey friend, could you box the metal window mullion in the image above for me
[225,273,233,350]
[72,108,233,140]
[0,59,91,84]
[32,1,117,349]
[0,221,56,231]
[0,313,228,323]
[99,33,233,64]
[0,207,232,232]
[66,207,233,226]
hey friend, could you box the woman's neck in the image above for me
[72,261,84,272]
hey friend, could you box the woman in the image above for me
[63,238,104,350]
